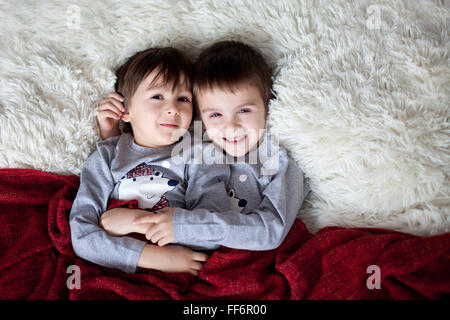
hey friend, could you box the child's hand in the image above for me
[100,208,153,236]
[133,207,175,246]
[138,244,209,276]
[97,92,125,140]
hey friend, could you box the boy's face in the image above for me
[122,70,193,148]
[196,83,267,157]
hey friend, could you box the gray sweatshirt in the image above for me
[70,132,308,274]
[173,133,309,251]
[69,133,229,273]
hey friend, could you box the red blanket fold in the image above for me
[0,168,449,300]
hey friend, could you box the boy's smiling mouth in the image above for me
[223,135,247,144]
[159,123,179,129]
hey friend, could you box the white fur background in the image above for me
[0,0,448,236]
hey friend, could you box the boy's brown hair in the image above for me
[193,40,273,110]
[115,47,194,132]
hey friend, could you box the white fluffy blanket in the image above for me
[0,0,448,236]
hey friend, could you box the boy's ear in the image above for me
[122,112,131,122]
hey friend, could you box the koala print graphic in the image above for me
[118,163,178,211]
[227,188,247,213]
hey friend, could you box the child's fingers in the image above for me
[99,98,125,113]
[150,231,164,244]
[191,261,204,271]
[189,269,198,276]
[194,252,209,262]
[98,100,123,112]
[145,224,161,240]
[108,92,124,102]
[99,95,122,105]
[133,214,159,225]
[98,104,123,119]
[98,110,122,120]
[157,236,171,246]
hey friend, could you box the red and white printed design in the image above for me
[125,163,155,179]
[151,197,169,211]
[118,162,178,211]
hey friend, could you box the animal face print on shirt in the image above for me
[227,188,247,213]
[118,163,178,211]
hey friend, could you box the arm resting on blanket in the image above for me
[69,139,146,274]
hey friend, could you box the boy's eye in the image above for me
[239,108,250,113]
[210,112,222,118]
[178,97,191,102]
[152,95,163,100]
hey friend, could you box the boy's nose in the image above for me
[165,102,179,115]
[222,127,246,139]
[226,117,242,130]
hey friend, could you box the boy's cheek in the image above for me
[204,127,221,140]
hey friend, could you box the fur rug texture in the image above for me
[0,0,448,236]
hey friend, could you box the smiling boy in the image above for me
[198,83,267,158]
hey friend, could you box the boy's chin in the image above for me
[223,144,254,158]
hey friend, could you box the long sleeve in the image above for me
[173,153,305,251]
[69,140,146,273]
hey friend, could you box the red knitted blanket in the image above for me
[0,169,448,299]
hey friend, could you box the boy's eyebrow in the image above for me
[145,83,192,96]
[146,82,165,91]
[201,108,215,114]
[201,102,256,113]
